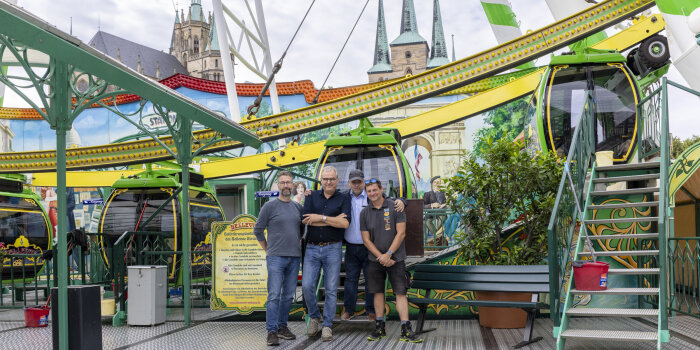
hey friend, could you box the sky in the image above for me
[2,0,699,139]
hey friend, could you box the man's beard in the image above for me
[280,189,292,197]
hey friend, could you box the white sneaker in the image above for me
[307,318,321,336]
[321,326,333,342]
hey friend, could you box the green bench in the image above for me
[408,264,549,349]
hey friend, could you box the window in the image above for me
[193,36,199,53]
[544,64,638,161]
[405,51,411,58]
[101,189,176,235]
[406,68,412,75]
[318,145,405,197]
[215,59,218,68]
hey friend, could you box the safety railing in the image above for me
[0,253,52,308]
[547,91,597,328]
[636,78,700,339]
[0,230,95,308]
[423,209,460,250]
[668,238,700,318]
[108,231,182,320]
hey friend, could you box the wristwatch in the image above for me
[322,215,327,222]
[387,249,393,256]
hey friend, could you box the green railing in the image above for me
[668,238,700,318]
[547,91,597,329]
[0,231,95,309]
[635,78,700,343]
[423,209,459,250]
[0,254,52,308]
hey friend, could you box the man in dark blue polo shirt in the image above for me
[301,166,351,342]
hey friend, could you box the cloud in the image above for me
[4,0,699,143]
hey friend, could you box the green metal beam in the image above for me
[0,2,260,148]
[49,59,71,350]
[176,117,193,326]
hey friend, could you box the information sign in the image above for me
[210,215,267,314]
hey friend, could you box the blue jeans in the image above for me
[343,244,374,314]
[266,256,301,332]
[302,242,342,328]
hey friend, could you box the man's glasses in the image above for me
[278,181,293,185]
[365,178,378,184]
[321,178,337,182]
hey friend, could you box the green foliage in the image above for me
[444,135,563,265]
[672,135,700,159]
[472,96,530,158]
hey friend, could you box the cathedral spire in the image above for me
[427,0,450,69]
[368,0,391,74]
[390,0,426,45]
[206,16,220,51]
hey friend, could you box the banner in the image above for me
[210,215,267,314]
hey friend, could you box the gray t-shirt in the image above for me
[253,198,303,257]
[359,198,407,262]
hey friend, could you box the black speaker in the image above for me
[51,286,103,350]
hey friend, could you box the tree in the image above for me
[471,96,531,158]
[444,135,563,265]
[672,135,700,159]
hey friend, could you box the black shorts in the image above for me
[366,260,408,295]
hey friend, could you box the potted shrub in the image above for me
[443,136,562,328]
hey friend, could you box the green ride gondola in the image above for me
[97,165,224,283]
[0,174,52,281]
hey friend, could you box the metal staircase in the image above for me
[549,78,674,349]
[558,161,665,347]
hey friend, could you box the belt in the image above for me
[307,241,341,247]
[346,242,365,246]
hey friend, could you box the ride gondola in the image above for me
[0,174,52,281]
[97,165,224,283]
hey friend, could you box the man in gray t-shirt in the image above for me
[254,171,303,346]
[360,179,422,344]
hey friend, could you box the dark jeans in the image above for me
[343,244,375,315]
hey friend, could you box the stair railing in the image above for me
[548,91,597,331]
[636,77,700,345]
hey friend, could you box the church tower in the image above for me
[389,0,428,77]
[170,0,225,81]
[367,0,392,83]
[426,0,450,69]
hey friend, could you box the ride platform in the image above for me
[0,307,698,349]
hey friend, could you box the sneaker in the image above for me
[367,320,386,341]
[277,326,296,340]
[340,312,352,321]
[367,312,376,322]
[307,318,321,336]
[321,326,333,342]
[267,332,279,346]
[400,322,423,343]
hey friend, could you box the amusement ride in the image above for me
[0,0,700,348]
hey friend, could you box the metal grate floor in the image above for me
[0,314,698,349]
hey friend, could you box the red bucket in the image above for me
[573,260,609,290]
[24,306,50,327]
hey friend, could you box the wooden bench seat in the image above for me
[408,264,549,348]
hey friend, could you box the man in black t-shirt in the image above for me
[360,179,422,343]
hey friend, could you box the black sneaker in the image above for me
[267,332,279,346]
[400,322,423,343]
[277,326,296,340]
[367,320,386,341]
